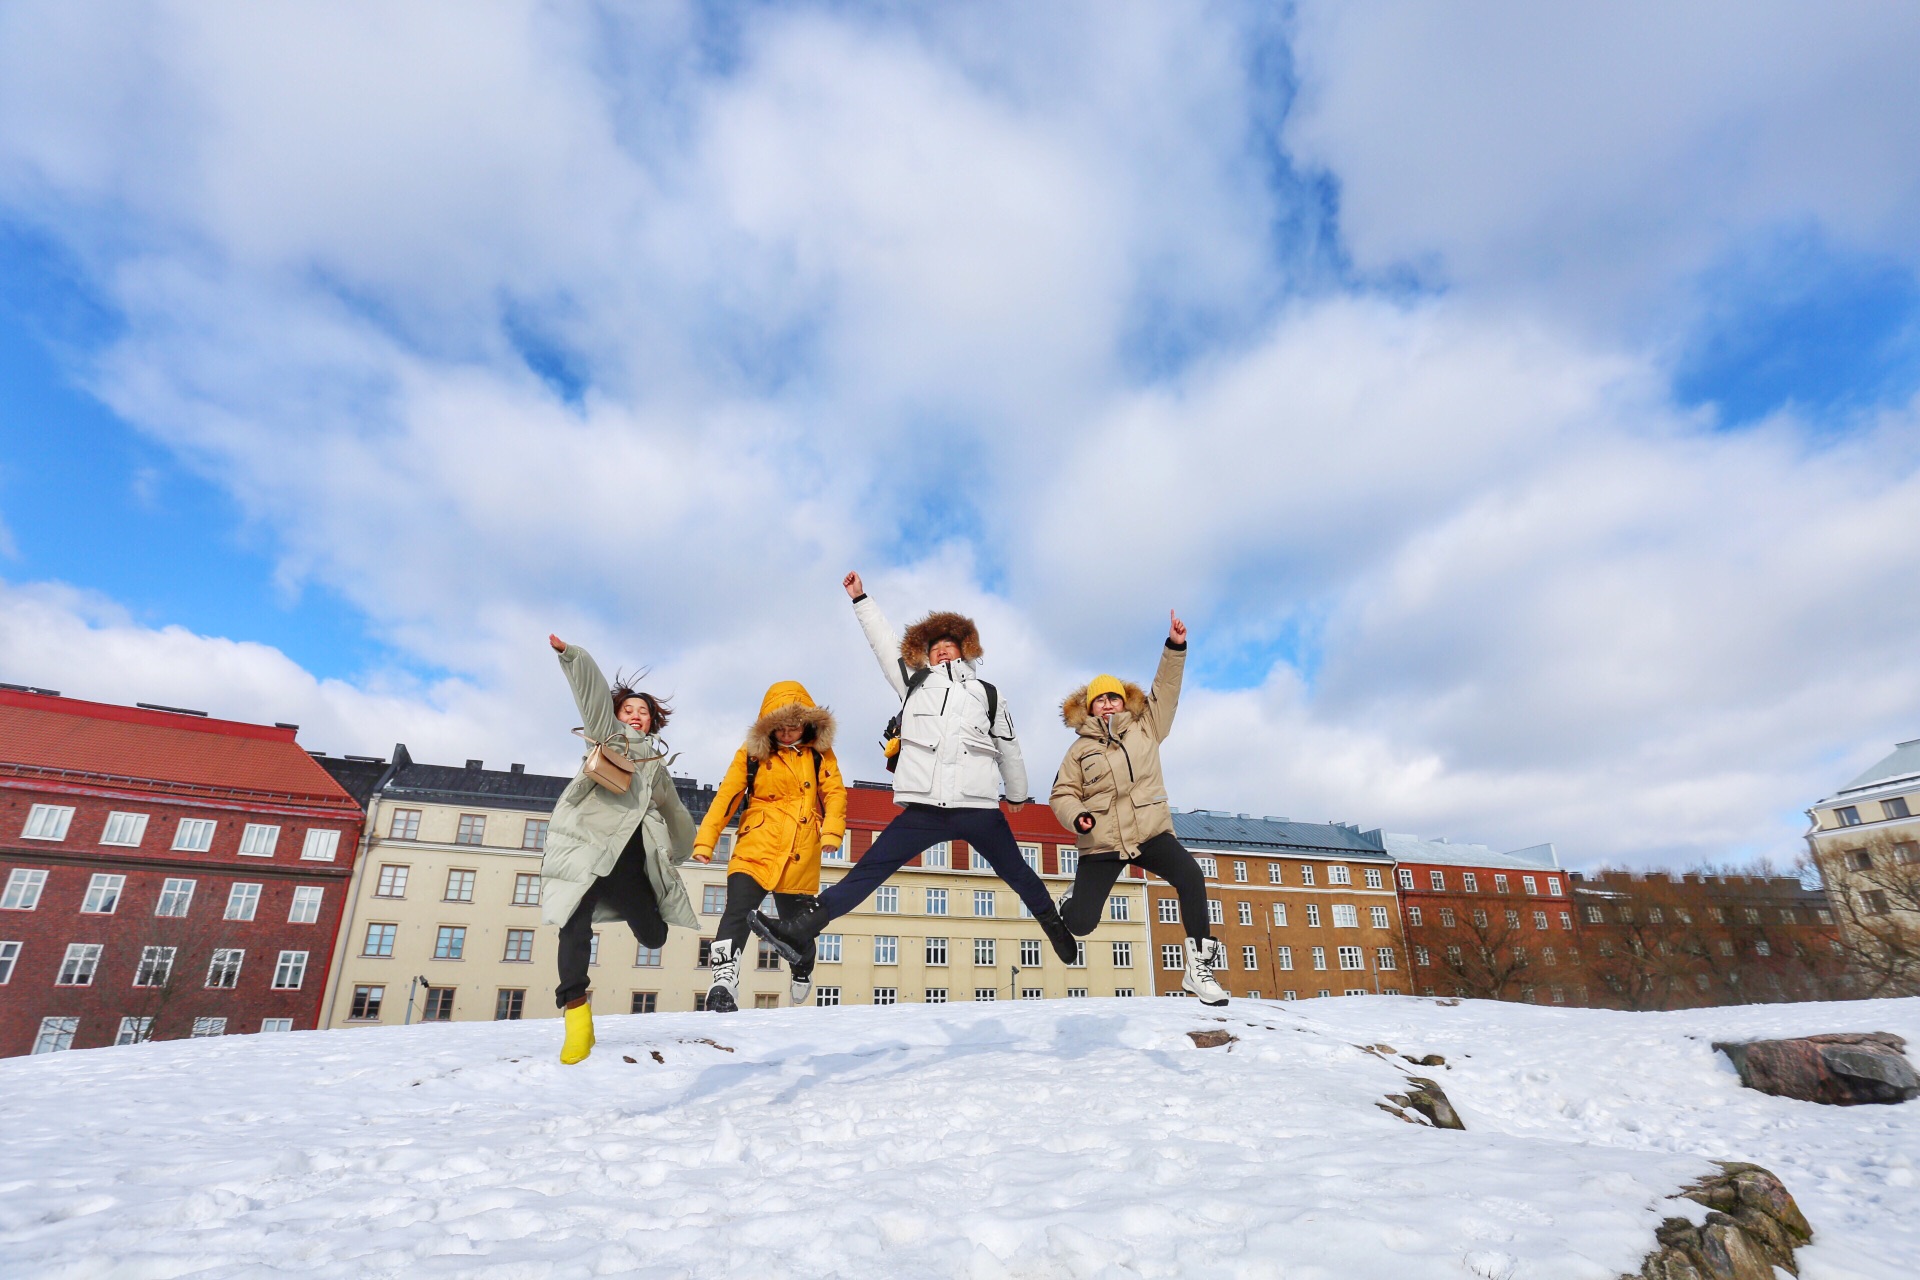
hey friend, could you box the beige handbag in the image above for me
[574,729,638,794]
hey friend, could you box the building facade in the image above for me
[1806,738,1920,995]
[1384,834,1577,1004]
[0,688,365,1056]
[1158,812,1405,1000]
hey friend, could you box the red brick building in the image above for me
[0,688,365,1056]
[1384,833,1579,1004]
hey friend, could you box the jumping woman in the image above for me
[690,680,848,1011]
[1051,611,1227,1005]
[543,634,698,1063]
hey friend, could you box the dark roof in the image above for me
[312,755,392,808]
[1172,810,1388,858]
[375,744,718,820]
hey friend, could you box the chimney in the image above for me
[465,759,484,770]
[510,763,525,775]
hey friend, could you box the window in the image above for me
[445,870,476,903]
[1338,946,1364,971]
[1541,946,1558,966]
[874,936,899,965]
[134,945,176,987]
[628,992,658,1014]
[455,814,487,845]
[974,938,996,965]
[1414,946,1431,967]
[1494,874,1510,893]
[1311,947,1327,971]
[1710,907,1726,923]
[1446,945,1462,964]
[1397,868,1415,891]
[1462,873,1479,892]
[363,923,398,957]
[1375,947,1397,970]
[1014,986,1040,1000]
[1272,903,1289,926]
[1242,945,1259,970]
[521,819,550,851]
[1332,904,1358,928]
[216,883,259,923]
[1837,806,1861,826]
[974,988,998,1002]
[101,811,150,847]
[926,937,948,965]
[1114,988,1136,998]
[1277,946,1294,970]
[116,1016,153,1045]
[192,1016,227,1037]
[288,886,323,924]
[3,868,49,910]
[1367,906,1388,929]
[1885,796,1912,820]
[206,948,244,988]
[818,934,843,962]
[1158,898,1179,924]
[1473,910,1489,927]
[1109,895,1131,922]
[1406,905,1423,927]
[1299,866,1315,886]
[1015,938,1039,968]
[1059,847,1078,876]
[22,804,76,841]
[1233,861,1248,882]
[79,873,129,914]
[815,986,841,1006]
[1522,875,1538,896]
[273,951,309,989]
[926,888,948,916]
[1112,941,1133,968]
[923,841,949,868]
[1231,901,1249,926]
[1364,868,1383,889]
[1207,899,1223,926]
[494,988,525,1020]
[300,829,340,862]
[1152,943,1180,970]
[0,939,17,983]
[1439,907,1456,927]
[1019,843,1042,871]
[1067,987,1088,998]
[1305,904,1322,927]
[1547,876,1563,895]
[503,929,536,963]
[388,809,421,839]
[1071,941,1086,967]
[156,878,196,917]
[1269,864,1283,884]
[261,1018,294,1033]
[239,824,281,857]
[423,988,455,1021]
[1557,912,1572,930]
[822,837,847,863]
[34,1016,79,1053]
[1532,910,1548,930]
[173,819,215,854]
[694,883,724,915]
[874,987,898,1005]
[1329,865,1351,885]
[432,927,466,960]
[1744,908,1762,924]
[876,886,899,914]
[974,890,996,917]
[1506,909,1521,927]
[1585,905,1603,923]
[511,873,541,907]
[372,865,408,900]
[349,984,386,1020]
[1197,857,1217,878]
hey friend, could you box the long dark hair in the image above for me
[610,668,671,732]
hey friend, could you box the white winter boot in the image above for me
[1183,937,1228,1006]
[706,939,741,1013]
[788,965,813,1006]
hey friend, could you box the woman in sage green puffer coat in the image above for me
[544,635,697,1062]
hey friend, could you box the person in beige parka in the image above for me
[1050,611,1227,1004]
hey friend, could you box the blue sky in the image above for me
[1,1,1917,869]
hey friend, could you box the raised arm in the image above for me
[552,636,620,744]
[1143,611,1187,741]
[845,572,910,699]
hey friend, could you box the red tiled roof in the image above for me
[843,782,1072,839]
[0,689,357,806]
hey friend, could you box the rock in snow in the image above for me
[2,997,1917,1277]
[1713,1032,1920,1106]
[1632,1162,1813,1280]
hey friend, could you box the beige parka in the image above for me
[1050,641,1186,859]
[539,643,698,931]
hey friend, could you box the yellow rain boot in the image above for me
[560,998,595,1065]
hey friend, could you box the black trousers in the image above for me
[555,825,668,1008]
[715,871,817,980]
[815,803,1057,922]
[1062,831,1211,940]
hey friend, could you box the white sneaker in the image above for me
[1182,937,1229,1006]
[789,974,813,1006]
[706,939,741,1013]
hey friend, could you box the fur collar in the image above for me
[899,610,983,668]
[1060,681,1148,731]
[745,702,836,760]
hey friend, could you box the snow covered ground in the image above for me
[2,996,1916,1279]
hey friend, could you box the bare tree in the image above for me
[1813,836,1920,997]
[1432,904,1537,1001]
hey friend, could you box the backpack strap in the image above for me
[727,754,763,830]
[982,681,1002,739]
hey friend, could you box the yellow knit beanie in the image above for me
[1085,675,1126,707]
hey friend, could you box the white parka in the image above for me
[855,595,1029,808]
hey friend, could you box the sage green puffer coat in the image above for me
[539,643,698,931]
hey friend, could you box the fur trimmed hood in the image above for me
[899,610,983,669]
[744,680,836,760]
[1060,680,1149,731]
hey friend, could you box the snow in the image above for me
[3,997,1917,1279]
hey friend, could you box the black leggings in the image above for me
[555,825,668,1008]
[715,871,817,979]
[1062,832,1210,940]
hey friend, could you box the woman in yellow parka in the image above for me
[692,680,847,1011]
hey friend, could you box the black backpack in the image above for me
[881,661,998,773]
[724,746,823,827]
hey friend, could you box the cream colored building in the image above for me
[1806,738,1920,986]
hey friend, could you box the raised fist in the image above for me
[843,571,865,599]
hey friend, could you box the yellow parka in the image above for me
[693,681,848,895]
